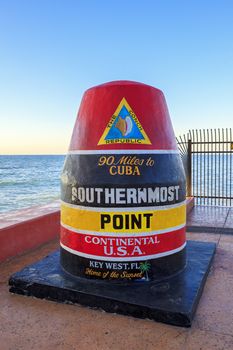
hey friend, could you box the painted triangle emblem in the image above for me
[98,98,151,145]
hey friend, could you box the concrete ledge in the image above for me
[187,205,233,234]
[186,197,194,215]
[187,225,233,234]
[0,201,60,262]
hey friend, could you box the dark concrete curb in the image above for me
[187,225,233,234]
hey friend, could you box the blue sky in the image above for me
[0,0,233,154]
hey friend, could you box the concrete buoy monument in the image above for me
[9,81,216,327]
[60,81,187,281]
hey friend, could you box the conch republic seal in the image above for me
[60,81,186,281]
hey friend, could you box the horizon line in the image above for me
[0,153,67,156]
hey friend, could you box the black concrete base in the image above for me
[9,240,216,327]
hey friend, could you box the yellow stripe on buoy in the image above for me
[61,203,186,233]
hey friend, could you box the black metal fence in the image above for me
[177,128,233,206]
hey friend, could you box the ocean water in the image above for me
[1,154,232,213]
[191,154,233,206]
[0,155,65,213]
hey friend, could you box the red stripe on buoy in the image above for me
[60,226,186,260]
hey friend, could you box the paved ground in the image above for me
[187,206,233,233]
[1,231,233,350]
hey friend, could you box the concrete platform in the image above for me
[9,241,216,327]
[1,232,233,349]
[187,206,233,234]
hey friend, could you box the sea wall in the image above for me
[0,201,60,262]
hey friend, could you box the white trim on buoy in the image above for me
[68,149,180,155]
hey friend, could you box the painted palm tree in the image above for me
[139,261,151,281]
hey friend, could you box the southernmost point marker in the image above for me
[9,81,216,327]
[60,81,187,281]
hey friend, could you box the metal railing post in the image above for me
[187,139,192,197]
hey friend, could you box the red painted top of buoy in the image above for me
[69,80,177,151]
